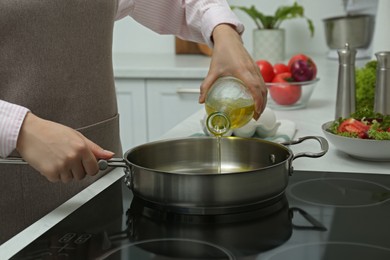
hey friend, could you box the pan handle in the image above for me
[0,157,28,165]
[98,158,127,170]
[281,136,329,160]
[0,157,129,170]
[98,158,133,190]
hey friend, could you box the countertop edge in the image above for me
[0,168,124,259]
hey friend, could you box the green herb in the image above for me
[231,2,314,37]
[355,60,377,112]
[367,122,390,140]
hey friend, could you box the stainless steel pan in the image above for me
[99,136,328,214]
[0,136,328,214]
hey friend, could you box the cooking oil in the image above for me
[205,76,255,173]
[205,99,254,130]
[217,136,222,173]
[205,76,254,136]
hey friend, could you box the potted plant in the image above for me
[231,1,314,63]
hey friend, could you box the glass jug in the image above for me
[205,76,255,136]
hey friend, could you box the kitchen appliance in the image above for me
[323,0,378,59]
[98,136,327,214]
[10,170,390,259]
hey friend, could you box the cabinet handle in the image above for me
[176,88,200,94]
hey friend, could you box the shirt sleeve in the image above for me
[0,100,30,158]
[115,0,244,47]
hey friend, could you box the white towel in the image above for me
[160,109,296,143]
[199,117,297,143]
[264,119,297,143]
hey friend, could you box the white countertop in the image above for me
[113,53,210,79]
[2,53,388,258]
[160,55,390,175]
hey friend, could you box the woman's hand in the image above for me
[16,112,114,183]
[199,24,267,120]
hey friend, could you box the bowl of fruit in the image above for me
[257,54,319,110]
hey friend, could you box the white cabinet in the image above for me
[146,79,203,141]
[115,78,203,148]
[115,79,147,150]
[113,53,209,148]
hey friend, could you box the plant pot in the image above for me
[253,29,285,63]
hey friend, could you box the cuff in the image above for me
[0,101,30,158]
[201,6,245,47]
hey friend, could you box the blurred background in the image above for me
[112,0,381,58]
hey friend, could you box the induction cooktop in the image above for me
[10,171,390,260]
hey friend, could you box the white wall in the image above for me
[111,0,351,57]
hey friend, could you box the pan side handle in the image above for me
[98,158,133,188]
[281,136,329,160]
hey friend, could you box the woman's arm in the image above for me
[116,0,244,46]
[0,100,114,182]
[116,0,267,117]
[199,24,267,119]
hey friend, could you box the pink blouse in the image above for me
[0,0,244,158]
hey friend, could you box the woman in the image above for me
[0,0,267,244]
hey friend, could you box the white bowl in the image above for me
[322,121,390,161]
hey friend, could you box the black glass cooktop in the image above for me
[11,171,390,260]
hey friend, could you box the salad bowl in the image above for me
[322,121,390,161]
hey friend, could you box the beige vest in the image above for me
[0,0,123,243]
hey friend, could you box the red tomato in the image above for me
[273,63,290,75]
[269,72,302,105]
[256,60,275,83]
[288,54,317,79]
[338,118,370,134]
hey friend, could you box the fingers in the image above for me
[64,136,114,182]
[71,160,88,181]
[85,138,115,160]
[47,141,106,183]
[60,171,74,183]
[199,73,219,104]
[16,113,114,184]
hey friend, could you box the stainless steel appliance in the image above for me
[324,0,378,59]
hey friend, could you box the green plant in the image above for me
[231,1,315,37]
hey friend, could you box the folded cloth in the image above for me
[260,119,297,143]
[160,108,296,143]
[197,117,296,143]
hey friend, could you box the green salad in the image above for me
[329,110,390,140]
[328,60,390,140]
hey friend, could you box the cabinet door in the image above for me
[115,79,147,150]
[146,79,203,141]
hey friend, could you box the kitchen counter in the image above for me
[2,53,388,258]
[161,55,390,175]
[113,53,210,79]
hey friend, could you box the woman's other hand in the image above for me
[16,113,114,183]
[199,24,267,120]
